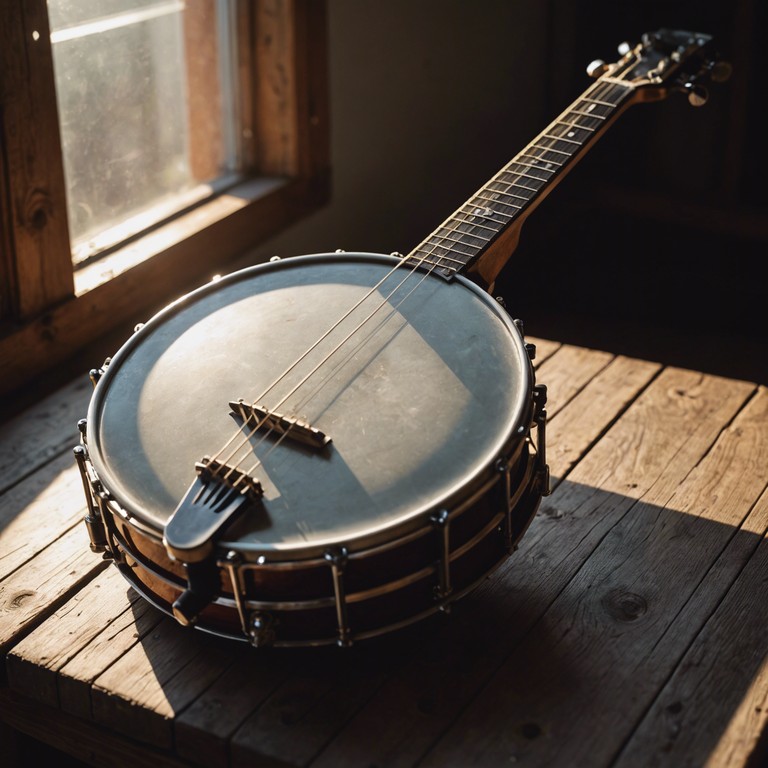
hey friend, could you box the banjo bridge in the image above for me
[230,399,331,450]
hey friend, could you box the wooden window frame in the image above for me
[0,0,329,397]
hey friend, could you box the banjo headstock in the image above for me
[586,28,731,107]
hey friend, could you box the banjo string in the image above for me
[217,249,445,476]
[211,178,488,476]
[208,251,414,464]
[212,104,556,479]
[238,263,438,480]
[214,182,490,480]
[211,74,630,485]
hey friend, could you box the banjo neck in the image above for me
[406,29,726,289]
[406,79,635,288]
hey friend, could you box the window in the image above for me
[49,0,241,265]
[0,0,329,397]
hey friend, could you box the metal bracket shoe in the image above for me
[532,384,550,496]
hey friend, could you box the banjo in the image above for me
[75,30,726,647]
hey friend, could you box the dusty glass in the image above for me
[48,0,239,264]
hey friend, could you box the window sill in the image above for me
[0,171,330,398]
[73,175,288,296]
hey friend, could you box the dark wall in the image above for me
[257,0,549,259]
[499,0,766,382]
[257,0,765,383]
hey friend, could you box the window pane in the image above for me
[47,0,240,264]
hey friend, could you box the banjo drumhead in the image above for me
[87,253,531,557]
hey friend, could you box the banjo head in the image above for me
[87,253,533,559]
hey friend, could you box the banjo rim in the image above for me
[85,252,535,561]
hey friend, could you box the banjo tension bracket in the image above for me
[73,419,109,555]
[532,384,550,497]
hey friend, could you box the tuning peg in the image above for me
[710,60,732,83]
[617,41,631,56]
[586,59,609,78]
[684,82,709,107]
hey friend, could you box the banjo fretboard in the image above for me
[406,79,635,279]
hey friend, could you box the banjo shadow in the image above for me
[123,476,767,767]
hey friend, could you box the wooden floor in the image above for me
[1,338,767,767]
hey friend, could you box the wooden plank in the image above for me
[89,618,232,750]
[0,523,107,655]
[58,579,165,721]
[0,375,90,493]
[534,344,614,417]
[174,646,294,767]
[417,386,768,767]
[614,507,768,767]
[230,647,399,768]
[0,454,86,582]
[527,335,560,367]
[6,567,158,710]
[546,355,660,481]
[307,370,755,768]
[0,689,192,768]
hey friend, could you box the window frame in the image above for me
[0,0,329,397]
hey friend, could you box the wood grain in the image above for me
[0,0,74,319]
[253,0,330,181]
[90,618,232,750]
[418,387,768,767]
[546,355,660,481]
[0,375,89,494]
[535,344,614,418]
[7,567,150,710]
[230,648,398,768]
[253,0,300,176]
[614,503,768,762]
[0,455,86,582]
[307,370,754,768]
[527,336,560,367]
[57,582,165,721]
[174,646,293,767]
[0,524,107,654]
[0,688,192,768]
